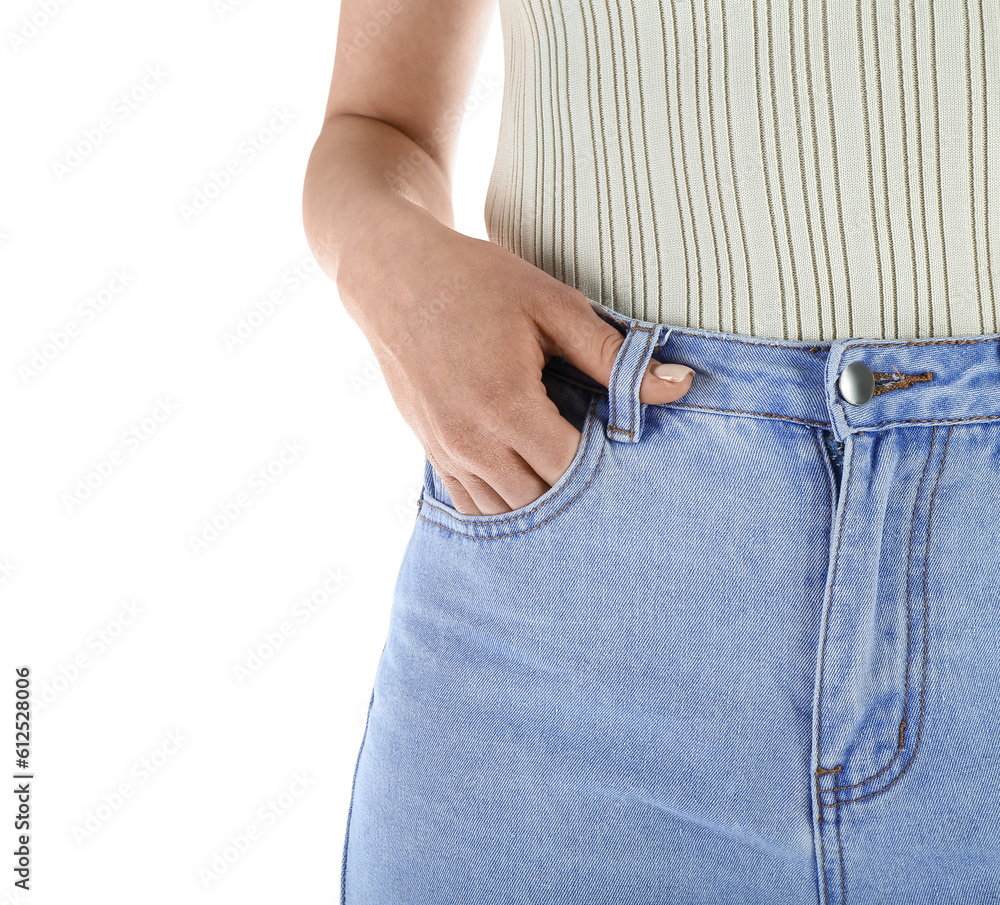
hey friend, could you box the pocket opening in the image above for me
[416,394,607,540]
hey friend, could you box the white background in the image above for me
[0,1,504,901]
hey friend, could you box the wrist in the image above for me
[336,196,452,324]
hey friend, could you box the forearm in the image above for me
[302,112,457,287]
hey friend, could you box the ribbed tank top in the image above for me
[484,0,1000,341]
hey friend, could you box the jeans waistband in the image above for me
[577,297,1000,442]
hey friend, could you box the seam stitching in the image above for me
[815,430,858,819]
[845,336,1000,350]
[416,403,607,539]
[667,401,831,427]
[824,425,952,807]
[846,410,1000,427]
[626,327,657,440]
[418,397,599,529]
[870,369,936,396]
[607,327,634,435]
[836,798,846,905]
[819,817,830,905]
[821,428,937,798]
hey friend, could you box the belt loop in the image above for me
[606,319,666,444]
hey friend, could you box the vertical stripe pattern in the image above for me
[484,0,1000,341]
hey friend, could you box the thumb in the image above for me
[542,299,695,404]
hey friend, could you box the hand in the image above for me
[337,202,694,516]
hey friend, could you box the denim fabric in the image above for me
[341,296,1000,904]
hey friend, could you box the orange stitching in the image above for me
[869,369,935,396]
[822,425,952,807]
[580,318,1000,432]
[821,428,937,796]
[631,390,998,433]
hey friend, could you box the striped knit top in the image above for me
[483,0,1000,341]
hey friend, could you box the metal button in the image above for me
[838,360,875,405]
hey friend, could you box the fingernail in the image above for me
[653,362,694,383]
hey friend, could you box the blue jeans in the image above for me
[341,296,1000,904]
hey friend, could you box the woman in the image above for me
[303,2,1000,902]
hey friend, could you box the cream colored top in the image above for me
[484,0,1000,341]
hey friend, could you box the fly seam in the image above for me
[824,425,952,807]
[814,429,837,542]
[813,427,839,832]
[819,820,831,905]
[814,432,858,822]
[821,428,937,796]
[836,799,847,905]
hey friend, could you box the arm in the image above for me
[302,0,694,515]
[302,0,495,280]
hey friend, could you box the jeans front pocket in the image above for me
[415,298,672,540]
[416,381,606,540]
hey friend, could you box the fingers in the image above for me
[514,402,583,489]
[416,291,698,517]
[534,293,695,405]
[426,401,583,517]
[436,469,510,516]
[432,454,551,517]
